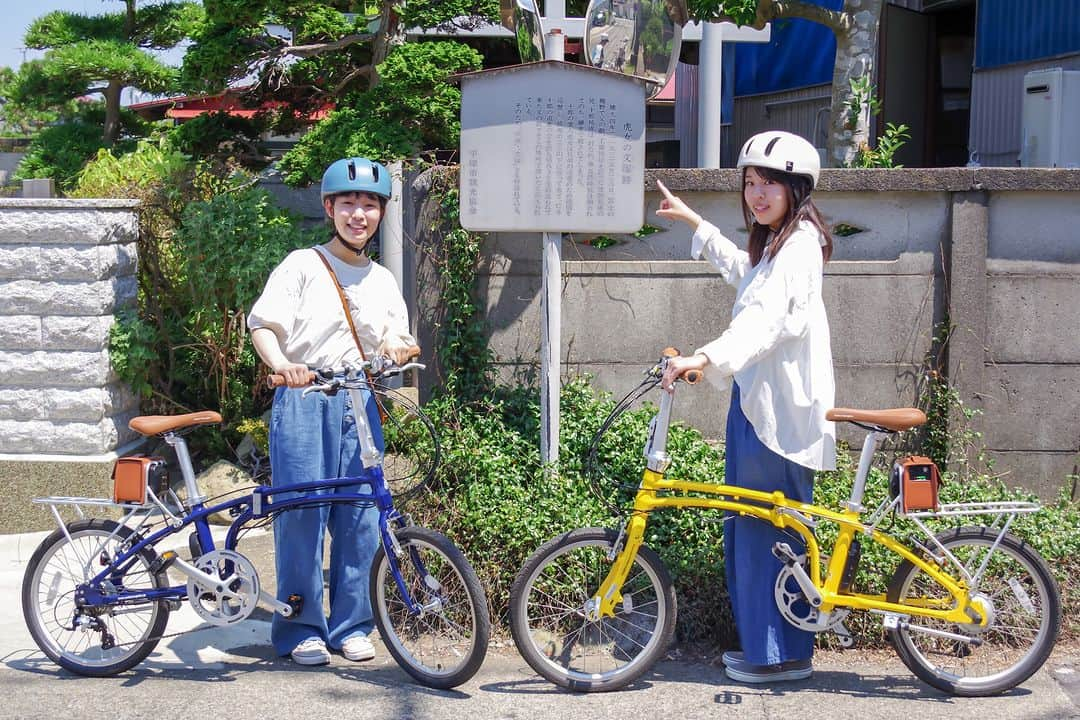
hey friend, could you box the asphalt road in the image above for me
[2,527,1077,720]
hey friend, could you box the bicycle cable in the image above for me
[585,375,662,515]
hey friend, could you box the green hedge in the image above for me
[407,377,1080,647]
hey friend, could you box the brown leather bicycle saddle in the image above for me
[129,411,223,436]
[825,407,926,432]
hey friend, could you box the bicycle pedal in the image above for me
[771,542,799,564]
[284,594,304,618]
[151,550,179,574]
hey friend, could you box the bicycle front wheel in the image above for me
[509,527,676,692]
[370,526,489,689]
[887,526,1061,696]
[22,519,170,676]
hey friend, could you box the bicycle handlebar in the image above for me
[657,347,702,386]
[266,346,423,389]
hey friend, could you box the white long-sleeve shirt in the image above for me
[248,247,414,368]
[691,220,836,471]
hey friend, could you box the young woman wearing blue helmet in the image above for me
[248,157,416,665]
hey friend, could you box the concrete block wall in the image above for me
[0,200,141,458]
[413,167,1080,500]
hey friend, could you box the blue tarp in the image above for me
[734,0,841,96]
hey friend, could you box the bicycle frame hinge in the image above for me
[646,451,671,473]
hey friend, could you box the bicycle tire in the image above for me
[887,526,1060,696]
[369,526,489,689]
[509,527,677,692]
[22,519,170,676]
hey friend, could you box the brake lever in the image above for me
[302,379,342,398]
[372,361,427,380]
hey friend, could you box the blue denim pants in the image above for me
[268,384,384,655]
[723,383,816,666]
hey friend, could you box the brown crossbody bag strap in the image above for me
[313,248,386,422]
[313,248,368,362]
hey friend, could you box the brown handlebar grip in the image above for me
[661,346,680,358]
[683,369,702,385]
[266,370,317,388]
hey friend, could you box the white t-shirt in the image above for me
[248,247,415,369]
[691,220,836,471]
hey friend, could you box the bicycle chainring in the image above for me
[774,563,849,633]
[186,549,260,626]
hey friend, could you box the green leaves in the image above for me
[843,75,912,168]
[41,41,178,93]
[686,0,759,26]
[277,41,482,185]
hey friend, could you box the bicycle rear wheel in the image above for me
[22,519,169,676]
[509,527,676,692]
[887,526,1060,696]
[370,526,489,689]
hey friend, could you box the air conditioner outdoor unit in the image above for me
[1020,67,1080,168]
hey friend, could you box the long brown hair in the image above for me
[741,165,832,266]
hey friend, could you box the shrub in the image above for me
[109,184,319,455]
[404,375,1079,647]
[14,121,109,192]
[168,111,270,170]
[409,377,734,643]
[13,103,146,191]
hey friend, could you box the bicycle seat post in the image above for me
[843,429,888,512]
[346,385,383,469]
[163,431,206,506]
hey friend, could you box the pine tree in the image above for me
[9,1,202,145]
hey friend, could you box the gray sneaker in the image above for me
[724,656,812,684]
[290,637,331,666]
[721,650,744,666]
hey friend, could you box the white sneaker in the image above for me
[290,638,331,666]
[342,634,376,661]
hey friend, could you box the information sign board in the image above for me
[459,61,646,234]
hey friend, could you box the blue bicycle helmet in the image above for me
[321,157,392,200]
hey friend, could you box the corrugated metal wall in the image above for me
[969,54,1080,167]
[675,62,699,168]
[975,0,1080,69]
[726,84,832,166]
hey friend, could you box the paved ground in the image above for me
[2,526,1078,720]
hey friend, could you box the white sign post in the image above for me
[458,60,647,469]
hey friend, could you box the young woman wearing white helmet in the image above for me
[655,130,835,684]
[248,157,415,666]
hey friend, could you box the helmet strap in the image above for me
[334,232,369,257]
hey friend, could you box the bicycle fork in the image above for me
[587,511,650,621]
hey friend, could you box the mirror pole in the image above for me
[697,22,724,168]
[544,28,565,62]
[540,30,565,473]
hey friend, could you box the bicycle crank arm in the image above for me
[772,542,823,607]
[258,589,295,618]
[882,613,983,645]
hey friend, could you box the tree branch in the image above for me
[331,65,373,94]
[757,0,849,33]
[281,32,375,58]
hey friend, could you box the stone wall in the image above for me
[0,200,141,458]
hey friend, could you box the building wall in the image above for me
[412,167,1080,501]
[969,53,1080,167]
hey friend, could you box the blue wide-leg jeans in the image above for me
[723,383,816,666]
[268,384,384,655]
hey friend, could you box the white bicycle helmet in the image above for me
[737,131,820,189]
